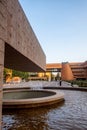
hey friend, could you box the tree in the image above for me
[12,70,29,80]
[4,68,29,81]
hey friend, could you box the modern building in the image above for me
[46,61,87,81]
[69,61,87,80]
[29,61,87,81]
[0,0,46,128]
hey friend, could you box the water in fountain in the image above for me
[29,81,43,90]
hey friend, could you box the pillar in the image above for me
[61,62,74,81]
[0,39,5,129]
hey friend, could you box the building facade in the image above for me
[29,61,87,81]
[0,0,46,128]
[46,61,87,81]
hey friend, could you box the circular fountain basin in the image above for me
[3,89,64,108]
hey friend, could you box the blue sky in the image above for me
[19,0,87,63]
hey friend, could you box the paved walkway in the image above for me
[3,81,87,91]
[3,80,78,89]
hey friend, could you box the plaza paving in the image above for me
[3,80,78,89]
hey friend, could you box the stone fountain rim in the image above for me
[3,89,64,108]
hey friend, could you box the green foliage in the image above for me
[3,68,12,81]
[68,80,87,87]
[4,68,29,80]
[12,70,29,80]
[3,68,7,79]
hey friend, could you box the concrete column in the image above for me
[0,39,5,129]
[61,62,74,81]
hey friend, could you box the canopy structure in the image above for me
[0,0,46,128]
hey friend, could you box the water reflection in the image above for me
[3,101,64,130]
[2,90,87,130]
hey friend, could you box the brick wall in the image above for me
[0,0,46,128]
[0,39,4,129]
[0,0,46,71]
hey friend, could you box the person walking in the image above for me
[59,80,62,86]
[71,82,73,87]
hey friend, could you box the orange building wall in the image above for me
[70,62,86,79]
[29,61,87,81]
[46,61,87,81]
[61,62,74,81]
[82,61,87,79]
[46,63,62,69]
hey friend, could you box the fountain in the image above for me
[3,89,64,108]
